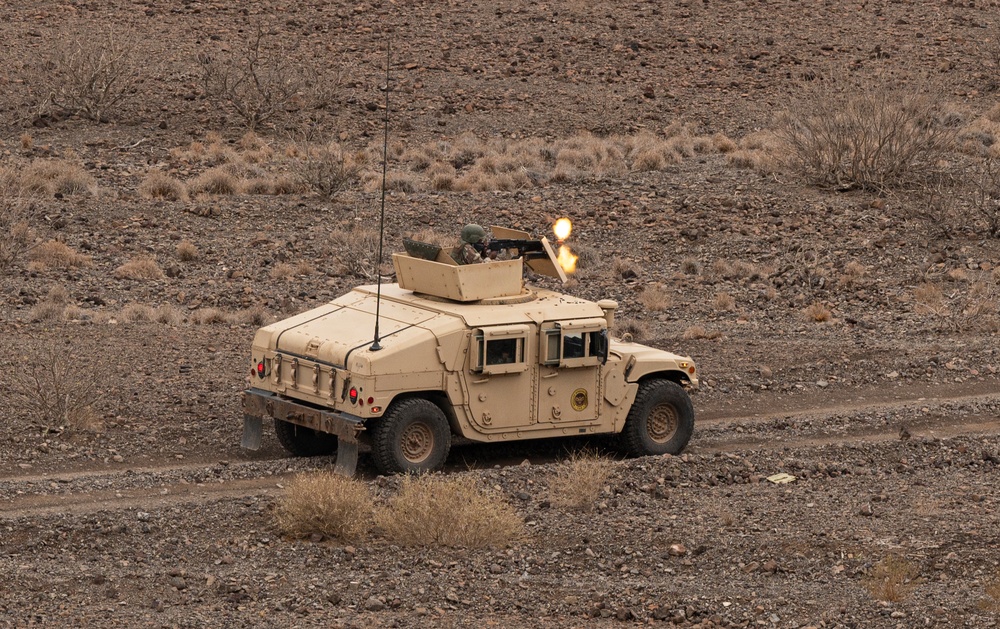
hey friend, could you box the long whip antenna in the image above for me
[370,38,391,352]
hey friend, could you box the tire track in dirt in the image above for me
[2,389,997,520]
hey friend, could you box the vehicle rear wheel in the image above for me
[274,419,338,457]
[371,398,451,475]
[620,379,694,457]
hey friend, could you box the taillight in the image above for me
[256,360,266,378]
[349,386,359,404]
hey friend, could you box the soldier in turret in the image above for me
[452,224,488,265]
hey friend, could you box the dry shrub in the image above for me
[139,171,188,201]
[803,302,832,322]
[710,259,732,278]
[981,572,1000,612]
[327,227,379,279]
[712,292,736,312]
[189,167,238,195]
[21,159,96,197]
[611,257,639,280]
[682,325,723,340]
[114,256,164,280]
[153,304,184,326]
[375,475,522,548]
[276,472,374,541]
[680,257,701,275]
[638,284,672,312]
[294,142,358,198]
[198,25,320,131]
[119,303,155,323]
[9,344,103,432]
[775,85,956,191]
[614,318,649,342]
[230,305,271,326]
[176,240,199,262]
[548,451,613,511]
[270,261,314,280]
[190,308,228,325]
[914,283,945,315]
[0,196,38,270]
[28,240,92,270]
[839,260,867,287]
[865,554,918,602]
[35,26,139,122]
[28,300,65,322]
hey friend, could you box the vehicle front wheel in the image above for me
[274,419,338,457]
[371,398,451,475]
[620,379,694,457]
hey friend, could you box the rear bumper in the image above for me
[241,388,367,450]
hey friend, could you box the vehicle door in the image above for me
[536,318,609,425]
[464,324,537,431]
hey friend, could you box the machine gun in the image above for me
[480,238,548,261]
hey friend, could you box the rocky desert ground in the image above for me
[1,0,1000,627]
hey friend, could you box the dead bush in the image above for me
[153,305,185,326]
[294,143,358,198]
[712,292,736,312]
[969,156,1000,237]
[190,308,228,325]
[114,256,164,280]
[270,261,314,280]
[548,451,613,511]
[0,196,38,270]
[198,25,316,131]
[865,554,918,602]
[638,284,672,312]
[119,303,155,323]
[375,475,522,548]
[682,325,723,340]
[614,318,649,342]
[981,572,1000,612]
[680,257,701,275]
[775,85,957,191]
[28,240,92,270]
[9,344,104,433]
[139,171,188,201]
[275,472,374,541]
[328,227,379,279]
[35,26,139,122]
[230,305,271,326]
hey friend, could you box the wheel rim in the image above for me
[400,421,434,464]
[648,403,678,444]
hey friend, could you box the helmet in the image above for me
[460,224,487,244]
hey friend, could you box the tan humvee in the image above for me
[241,227,698,476]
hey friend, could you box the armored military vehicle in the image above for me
[241,225,698,476]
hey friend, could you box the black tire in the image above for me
[274,419,338,457]
[620,379,694,457]
[371,398,451,475]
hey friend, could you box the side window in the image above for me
[473,326,529,375]
[541,319,608,368]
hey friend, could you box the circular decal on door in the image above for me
[571,388,588,411]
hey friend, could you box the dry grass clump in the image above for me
[611,257,640,279]
[9,344,103,432]
[28,240,92,271]
[189,308,228,325]
[548,451,613,511]
[229,305,271,326]
[119,303,155,323]
[327,227,380,279]
[914,283,945,315]
[114,256,164,280]
[188,166,239,195]
[682,325,723,340]
[28,300,66,322]
[839,260,867,288]
[712,292,736,312]
[638,283,673,312]
[153,304,184,326]
[865,554,918,602]
[270,261,314,280]
[375,475,522,548]
[293,142,358,198]
[803,302,832,322]
[981,572,1000,612]
[275,472,374,542]
[176,240,199,262]
[139,171,188,201]
[727,131,784,174]
[20,159,97,197]
[680,257,701,275]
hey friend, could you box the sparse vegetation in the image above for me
[276,472,374,541]
[294,142,357,198]
[140,171,188,201]
[682,325,723,340]
[28,240,92,271]
[9,344,104,433]
[712,292,736,312]
[0,196,37,270]
[20,159,97,197]
[803,302,832,322]
[865,554,918,602]
[114,257,164,281]
[638,283,672,312]
[375,475,523,548]
[176,240,199,262]
[548,451,613,511]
